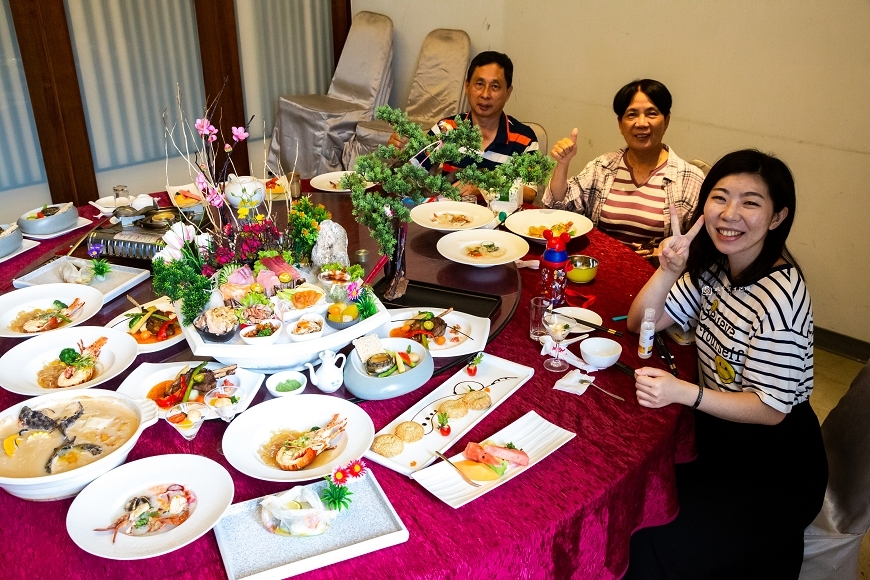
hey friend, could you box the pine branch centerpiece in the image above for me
[340,106,554,299]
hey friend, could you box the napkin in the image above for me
[515,259,539,269]
[553,369,595,396]
[538,336,600,372]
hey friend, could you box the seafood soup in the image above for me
[257,414,348,471]
[464,242,507,259]
[8,297,86,333]
[0,397,139,478]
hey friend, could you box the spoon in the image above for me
[434,450,481,487]
[586,381,624,401]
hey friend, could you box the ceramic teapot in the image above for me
[304,350,346,393]
[223,174,265,208]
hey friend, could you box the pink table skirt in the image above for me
[0,223,696,580]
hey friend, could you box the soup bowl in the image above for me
[17,203,79,236]
[0,224,23,258]
[344,337,434,401]
[0,389,158,501]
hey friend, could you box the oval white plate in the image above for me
[436,229,529,268]
[116,361,264,420]
[504,208,593,244]
[67,454,233,560]
[222,394,374,483]
[410,201,494,232]
[310,171,374,193]
[0,325,138,396]
[377,307,490,358]
[0,283,104,338]
[553,307,603,334]
[105,297,185,354]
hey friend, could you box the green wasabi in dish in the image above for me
[276,379,302,392]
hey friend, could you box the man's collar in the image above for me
[465,111,510,146]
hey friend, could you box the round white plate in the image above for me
[0,325,139,396]
[116,361,263,420]
[310,171,374,193]
[504,208,593,243]
[66,454,233,560]
[409,201,495,232]
[0,283,104,338]
[222,394,374,483]
[436,229,529,268]
[104,297,184,354]
[378,307,490,358]
[553,307,603,334]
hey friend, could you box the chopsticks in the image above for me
[553,311,624,337]
[434,450,480,487]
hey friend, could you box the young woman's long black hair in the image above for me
[686,149,802,287]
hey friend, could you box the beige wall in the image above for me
[355,0,870,343]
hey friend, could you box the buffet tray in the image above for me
[372,278,502,320]
[13,256,150,303]
[213,472,408,580]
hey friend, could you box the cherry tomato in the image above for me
[167,412,187,424]
[439,425,451,436]
[434,336,446,345]
[466,364,478,377]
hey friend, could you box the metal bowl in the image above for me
[567,255,599,283]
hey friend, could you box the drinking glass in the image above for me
[529,297,550,341]
[542,311,576,372]
[204,384,241,455]
[166,402,208,441]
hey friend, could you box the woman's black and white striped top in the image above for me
[665,261,813,413]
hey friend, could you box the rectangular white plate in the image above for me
[213,472,408,580]
[20,216,92,239]
[411,410,576,508]
[363,354,534,476]
[115,361,264,420]
[12,256,150,303]
[0,238,39,264]
[377,307,490,358]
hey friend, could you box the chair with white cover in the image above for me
[267,11,393,179]
[522,122,548,203]
[341,28,470,171]
[800,360,870,580]
[688,158,712,175]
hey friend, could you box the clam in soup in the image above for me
[0,397,138,478]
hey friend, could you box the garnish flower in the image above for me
[346,280,362,301]
[87,243,102,259]
[231,126,249,142]
[331,465,349,486]
[346,459,367,479]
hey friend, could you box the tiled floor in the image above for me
[809,348,868,578]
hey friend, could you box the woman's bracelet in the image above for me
[691,384,704,409]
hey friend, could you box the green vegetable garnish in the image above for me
[134,510,157,529]
[275,379,302,392]
[486,460,508,477]
[53,300,68,310]
[58,348,79,365]
[506,442,517,450]
[230,395,240,404]
[470,352,484,366]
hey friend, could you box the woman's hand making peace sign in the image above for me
[657,203,705,275]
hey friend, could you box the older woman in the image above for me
[543,79,703,256]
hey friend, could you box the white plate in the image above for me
[13,256,151,303]
[105,297,185,354]
[222,394,375,483]
[378,307,490,358]
[166,183,203,209]
[20,216,92,240]
[0,325,139,396]
[411,410,576,508]
[116,361,264,420]
[409,201,495,232]
[0,238,39,264]
[0,283,104,338]
[553,306,603,334]
[310,171,374,193]
[436,229,529,268]
[504,208,593,243]
[363,354,534,476]
[213,471,407,580]
[67,454,234,560]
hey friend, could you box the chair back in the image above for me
[815,360,870,535]
[688,158,712,175]
[405,29,470,127]
[328,11,394,110]
[523,122,547,157]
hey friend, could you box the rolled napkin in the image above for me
[515,259,540,269]
[553,369,595,396]
[538,336,600,372]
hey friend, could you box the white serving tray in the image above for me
[179,300,392,373]
[377,307,490,358]
[213,472,407,580]
[411,410,576,508]
[0,238,39,264]
[13,256,150,303]
[363,354,534,476]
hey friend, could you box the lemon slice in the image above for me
[3,434,22,457]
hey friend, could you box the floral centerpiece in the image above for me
[341,106,555,299]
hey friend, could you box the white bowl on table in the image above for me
[580,337,622,369]
[287,314,325,342]
[265,371,307,397]
[239,319,283,345]
[17,203,79,236]
[0,223,23,258]
[343,337,434,401]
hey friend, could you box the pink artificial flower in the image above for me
[331,466,350,486]
[201,264,215,277]
[195,172,209,192]
[208,134,217,143]
[195,118,217,137]
[345,459,367,479]
[206,188,224,208]
[231,126,249,142]
[224,143,232,153]
[347,280,362,301]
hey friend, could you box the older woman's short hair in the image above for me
[612,79,672,119]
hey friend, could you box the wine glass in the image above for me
[481,189,499,214]
[204,383,241,455]
[166,402,208,442]
[542,311,576,372]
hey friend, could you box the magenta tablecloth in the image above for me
[0,227,696,580]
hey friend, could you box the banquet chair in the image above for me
[522,122,547,204]
[800,360,870,580]
[341,28,470,171]
[688,158,712,175]
[267,11,393,179]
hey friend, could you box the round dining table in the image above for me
[0,189,697,580]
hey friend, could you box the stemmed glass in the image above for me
[204,384,241,455]
[481,189,499,215]
[166,402,208,443]
[542,311,577,372]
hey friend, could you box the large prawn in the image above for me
[275,414,347,471]
[22,298,85,333]
[56,337,107,387]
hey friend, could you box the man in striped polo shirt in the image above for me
[392,51,538,199]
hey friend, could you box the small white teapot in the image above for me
[223,174,265,208]
[304,350,346,393]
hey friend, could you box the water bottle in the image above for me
[638,308,656,359]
